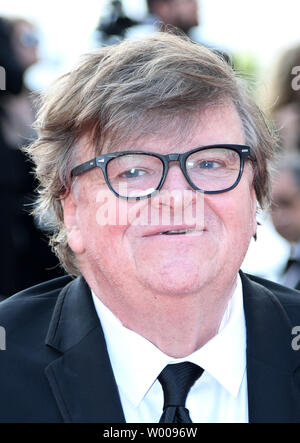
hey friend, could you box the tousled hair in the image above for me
[25,31,278,275]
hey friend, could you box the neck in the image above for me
[86,271,237,358]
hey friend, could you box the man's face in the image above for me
[12,21,39,70]
[271,169,300,243]
[64,103,257,298]
[156,0,199,32]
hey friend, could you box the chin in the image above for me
[141,261,206,296]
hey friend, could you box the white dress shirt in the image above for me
[91,275,248,423]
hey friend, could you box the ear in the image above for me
[62,191,86,255]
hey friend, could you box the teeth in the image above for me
[161,229,193,235]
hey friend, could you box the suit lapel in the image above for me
[44,272,300,423]
[44,277,126,423]
[241,272,300,423]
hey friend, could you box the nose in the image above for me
[162,162,193,192]
[150,163,197,212]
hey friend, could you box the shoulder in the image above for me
[0,276,74,422]
[241,271,300,323]
[0,275,74,334]
[244,272,300,303]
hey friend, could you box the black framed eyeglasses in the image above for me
[71,144,251,200]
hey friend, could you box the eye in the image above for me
[120,168,147,179]
[198,160,222,169]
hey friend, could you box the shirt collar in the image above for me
[91,274,246,407]
[189,275,246,398]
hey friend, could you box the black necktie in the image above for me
[158,362,203,423]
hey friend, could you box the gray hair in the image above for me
[25,31,278,275]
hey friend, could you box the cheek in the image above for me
[234,190,257,240]
[231,194,256,237]
[93,188,138,227]
[205,185,257,239]
[78,191,133,261]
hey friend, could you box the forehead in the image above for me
[101,103,244,155]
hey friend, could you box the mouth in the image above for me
[158,228,199,235]
[146,228,205,237]
[141,225,206,238]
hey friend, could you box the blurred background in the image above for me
[2,0,300,297]
[1,0,300,92]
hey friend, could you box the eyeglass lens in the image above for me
[107,154,163,198]
[186,148,240,192]
[106,148,241,198]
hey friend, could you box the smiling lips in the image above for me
[143,226,205,237]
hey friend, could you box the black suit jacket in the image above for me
[0,271,300,423]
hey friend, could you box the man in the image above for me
[96,0,198,47]
[121,0,200,44]
[0,32,300,423]
[126,0,230,64]
[146,0,199,35]
[271,157,300,289]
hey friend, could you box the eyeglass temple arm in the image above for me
[71,158,98,177]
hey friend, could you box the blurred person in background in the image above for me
[97,0,230,62]
[270,44,300,154]
[96,0,139,46]
[128,0,230,62]
[0,17,63,299]
[271,156,300,289]
[97,0,199,44]
[145,0,199,34]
